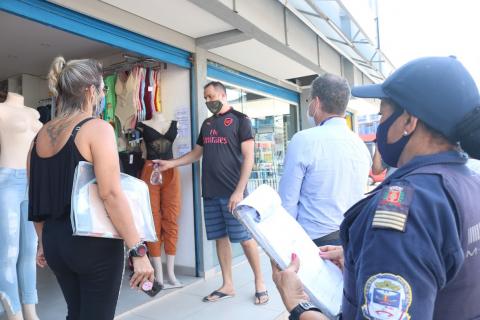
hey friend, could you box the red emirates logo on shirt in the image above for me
[224,118,233,127]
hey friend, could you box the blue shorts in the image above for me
[203,197,251,243]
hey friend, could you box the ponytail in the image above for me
[46,56,102,117]
[48,56,66,97]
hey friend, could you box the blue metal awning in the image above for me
[207,63,300,104]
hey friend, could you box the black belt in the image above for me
[313,230,340,245]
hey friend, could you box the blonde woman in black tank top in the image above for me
[27,57,154,320]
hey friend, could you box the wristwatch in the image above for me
[289,301,322,320]
[128,242,148,258]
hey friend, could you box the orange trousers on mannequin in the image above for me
[140,160,181,257]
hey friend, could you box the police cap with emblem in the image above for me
[351,56,480,159]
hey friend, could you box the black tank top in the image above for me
[28,118,94,222]
[136,121,177,160]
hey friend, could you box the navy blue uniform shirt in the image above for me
[340,151,480,320]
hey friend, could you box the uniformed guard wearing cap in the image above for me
[272,56,480,320]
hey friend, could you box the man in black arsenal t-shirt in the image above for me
[156,81,269,305]
[196,106,253,198]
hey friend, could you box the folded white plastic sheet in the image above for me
[234,185,343,319]
[468,159,480,174]
[71,161,158,242]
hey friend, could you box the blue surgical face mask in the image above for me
[376,108,411,167]
[95,96,106,117]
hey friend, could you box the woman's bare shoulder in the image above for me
[83,118,115,136]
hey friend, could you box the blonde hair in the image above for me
[48,56,103,117]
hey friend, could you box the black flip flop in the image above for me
[202,290,234,302]
[254,290,270,305]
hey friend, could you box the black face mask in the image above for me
[376,108,411,167]
[206,100,223,115]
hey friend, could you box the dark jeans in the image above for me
[313,230,342,247]
[43,217,124,320]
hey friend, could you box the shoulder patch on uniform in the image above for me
[362,273,412,320]
[372,184,414,232]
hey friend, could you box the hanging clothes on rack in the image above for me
[119,150,144,178]
[133,66,142,127]
[144,68,153,120]
[103,74,117,124]
[115,70,137,131]
[149,68,155,118]
[139,67,146,122]
[154,69,162,113]
[37,98,52,124]
[119,127,144,178]
[102,55,165,133]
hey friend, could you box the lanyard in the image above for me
[319,115,343,126]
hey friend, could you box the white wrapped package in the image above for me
[234,185,343,319]
[71,161,157,242]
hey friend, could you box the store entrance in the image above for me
[0,11,197,319]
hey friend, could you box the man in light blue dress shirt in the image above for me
[279,74,372,246]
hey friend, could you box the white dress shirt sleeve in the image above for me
[279,135,306,220]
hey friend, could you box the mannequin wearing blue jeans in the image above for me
[0,92,42,320]
[0,169,38,319]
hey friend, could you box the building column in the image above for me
[191,47,219,277]
[299,87,312,131]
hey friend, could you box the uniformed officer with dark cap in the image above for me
[272,56,480,320]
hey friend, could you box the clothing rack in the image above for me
[102,53,164,139]
[103,53,167,75]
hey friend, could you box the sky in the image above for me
[377,0,480,86]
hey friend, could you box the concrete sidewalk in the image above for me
[115,253,289,320]
[0,253,289,320]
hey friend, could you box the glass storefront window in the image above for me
[222,84,299,192]
[225,86,243,110]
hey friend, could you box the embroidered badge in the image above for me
[224,117,233,127]
[362,273,412,320]
[468,222,480,245]
[372,184,413,232]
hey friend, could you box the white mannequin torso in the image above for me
[0,92,42,169]
[141,112,174,135]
